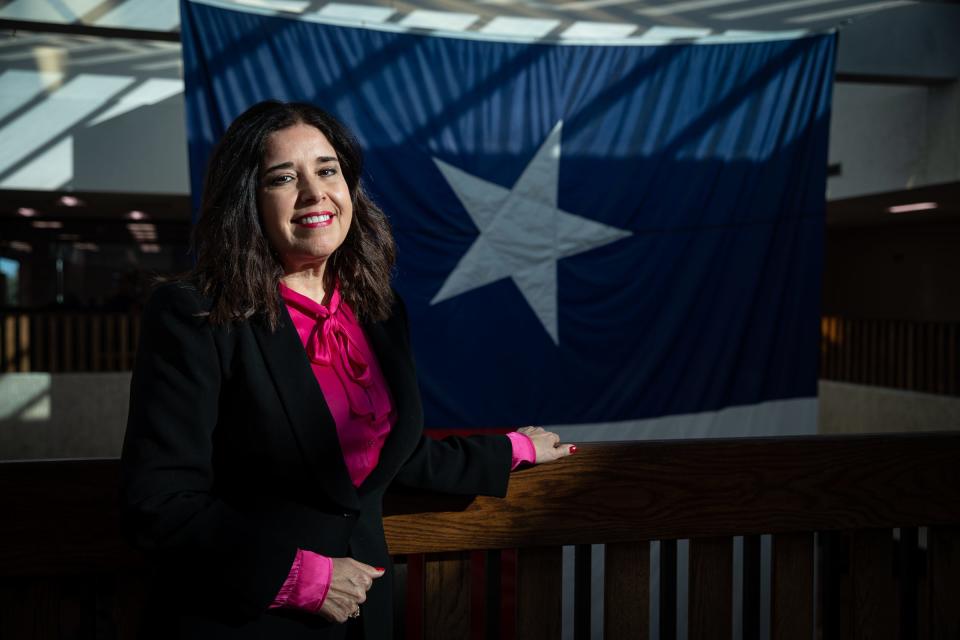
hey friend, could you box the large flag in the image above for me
[181,0,835,440]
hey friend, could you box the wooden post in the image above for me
[516,546,562,640]
[688,537,732,640]
[772,533,813,640]
[604,541,649,640]
[851,529,898,640]
[423,551,471,640]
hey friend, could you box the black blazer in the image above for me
[120,282,512,640]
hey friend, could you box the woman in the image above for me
[120,100,574,639]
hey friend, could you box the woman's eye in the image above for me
[319,167,337,177]
[268,175,293,186]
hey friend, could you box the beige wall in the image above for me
[0,372,130,460]
[819,380,960,435]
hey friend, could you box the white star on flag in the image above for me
[430,121,632,344]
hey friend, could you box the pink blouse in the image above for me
[280,282,394,486]
[269,283,535,614]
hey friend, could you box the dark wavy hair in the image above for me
[190,100,395,328]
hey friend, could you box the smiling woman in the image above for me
[188,101,396,330]
[119,100,575,640]
[258,123,354,289]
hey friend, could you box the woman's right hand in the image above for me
[317,558,385,623]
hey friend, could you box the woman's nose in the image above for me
[298,176,326,204]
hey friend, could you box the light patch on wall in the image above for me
[0,0,101,22]
[399,9,480,31]
[233,0,310,13]
[95,0,181,31]
[0,73,134,178]
[315,3,396,23]
[0,70,65,121]
[560,21,637,39]
[0,373,51,422]
[0,136,73,189]
[88,78,184,126]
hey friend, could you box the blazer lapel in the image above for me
[251,308,360,512]
[358,316,424,493]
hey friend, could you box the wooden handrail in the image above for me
[384,432,960,553]
[2,433,959,574]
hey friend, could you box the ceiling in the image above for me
[1,0,958,39]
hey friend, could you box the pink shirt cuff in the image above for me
[507,432,537,469]
[269,549,333,613]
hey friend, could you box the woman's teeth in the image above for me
[297,214,331,224]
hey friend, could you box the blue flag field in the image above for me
[181,0,836,439]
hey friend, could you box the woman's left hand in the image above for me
[517,426,576,464]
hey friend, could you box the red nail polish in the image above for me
[376,567,385,572]
[570,445,578,454]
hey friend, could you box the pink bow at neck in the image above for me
[280,284,387,423]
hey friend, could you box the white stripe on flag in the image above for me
[548,396,818,442]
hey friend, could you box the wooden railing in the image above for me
[2,434,959,639]
[820,316,960,396]
[0,311,140,372]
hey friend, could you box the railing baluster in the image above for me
[516,546,562,640]
[47,314,56,372]
[29,314,41,371]
[898,527,920,640]
[423,551,470,640]
[16,314,28,371]
[772,532,813,640]
[928,526,960,639]
[689,537,732,640]
[77,313,87,371]
[91,315,102,371]
[852,529,898,639]
[819,531,853,640]
[604,541,649,640]
[63,314,74,372]
[406,553,424,640]
[2,315,12,372]
[482,549,501,640]
[120,314,131,370]
[107,314,118,370]
[949,324,957,395]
